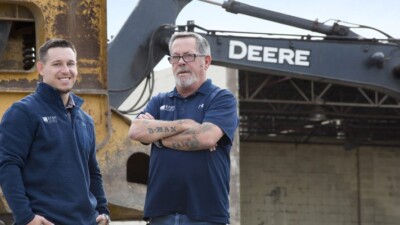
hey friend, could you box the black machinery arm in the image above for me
[107,0,400,109]
[216,0,360,38]
[107,0,191,108]
[198,30,400,98]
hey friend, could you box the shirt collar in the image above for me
[168,79,213,98]
[65,95,75,110]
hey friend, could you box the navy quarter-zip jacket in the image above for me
[0,82,109,225]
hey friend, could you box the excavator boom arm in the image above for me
[198,31,400,97]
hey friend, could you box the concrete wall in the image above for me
[240,142,400,225]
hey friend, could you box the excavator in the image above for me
[0,0,399,224]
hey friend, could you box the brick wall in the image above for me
[240,142,400,225]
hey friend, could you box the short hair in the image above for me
[168,32,211,56]
[38,38,76,63]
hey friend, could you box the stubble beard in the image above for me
[57,88,71,94]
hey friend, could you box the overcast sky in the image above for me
[107,0,400,70]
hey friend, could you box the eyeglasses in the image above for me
[167,54,205,64]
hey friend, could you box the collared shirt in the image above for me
[66,95,75,119]
[142,79,239,224]
[66,95,75,110]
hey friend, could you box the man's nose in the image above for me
[177,56,186,64]
[60,64,69,73]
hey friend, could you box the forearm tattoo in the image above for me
[171,124,215,150]
[171,135,200,150]
[147,126,177,134]
[170,128,200,150]
[142,119,188,135]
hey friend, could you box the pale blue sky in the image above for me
[107,0,400,70]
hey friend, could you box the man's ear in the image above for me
[37,61,44,77]
[204,55,212,70]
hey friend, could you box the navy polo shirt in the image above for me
[142,79,238,224]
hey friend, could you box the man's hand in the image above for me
[27,215,54,225]
[137,112,154,120]
[96,214,110,225]
[209,143,218,151]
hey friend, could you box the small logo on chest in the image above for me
[42,116,58,123]
[160,105,175,111]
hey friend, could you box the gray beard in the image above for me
[175,75,197,88]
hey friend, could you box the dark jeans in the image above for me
[149,213,226,225]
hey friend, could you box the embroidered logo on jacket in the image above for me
[160,105,175,111]
[42,116,58,123]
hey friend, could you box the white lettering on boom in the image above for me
[229,40,310,66]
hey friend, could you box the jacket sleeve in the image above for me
[87,123,110,215]
[0,103,36,225]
